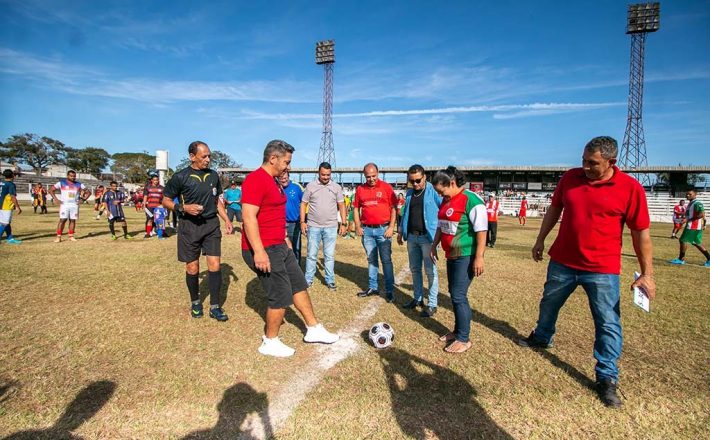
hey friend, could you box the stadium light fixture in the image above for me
[315,40,335,64]
[627,2,660,34]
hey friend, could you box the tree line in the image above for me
[0,133,241,183]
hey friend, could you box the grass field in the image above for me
[1,203,708,439]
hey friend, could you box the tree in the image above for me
[2,133,69,175]
[175,150,241,171]
[111,152,156,183]
[66,147,111,178]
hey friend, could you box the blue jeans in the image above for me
[406,233,439,307]
[534,260,622,381]
[304,226,338,285]
[285,222,302,264]
[362,226,394,296]
[446,256,474,343]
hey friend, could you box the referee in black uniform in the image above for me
[163,141,233,321]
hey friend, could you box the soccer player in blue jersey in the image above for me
[0,169,22,244]
[102,181,133,240]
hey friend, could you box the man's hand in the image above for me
[430,247,438,263]
[472,255,484,277]
[301,223,308,236]
[224,221,233,235]
[338,224,346,236]
[254,250,271,273]
[384,226,394,239]
[15,206,22,215]
[632,274,656,300]
[184,204,204,216]
[532,239,545,262]
[285,237,293,250]
[356,226,364,237]
[397,233,403,245]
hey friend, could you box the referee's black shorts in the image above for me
[243,243,308,309]
[177,216,221,262]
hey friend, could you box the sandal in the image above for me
[444,340,472,354]
[438,332,456,343]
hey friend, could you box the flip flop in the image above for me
[444,340,472,354]
[438,332,456,343]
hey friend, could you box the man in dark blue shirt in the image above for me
[101,181,132,240]
[280,171,304,264]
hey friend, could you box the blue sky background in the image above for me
[1,0,708,170]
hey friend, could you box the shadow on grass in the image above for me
[4,380,116,440]
[181,382,273,440]
[379,348,513,440]
[198,263,237,308]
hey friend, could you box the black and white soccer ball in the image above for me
[369,322,395,349]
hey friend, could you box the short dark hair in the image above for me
[363,162,379,172]
[2,169,13,179]
[262,139,295,164]
[110,181,118,185]
[319,162,332,171]
[67,170,77,175]
[408,164,425,175]
[188,141,208,156]
[584,136,618,160]
[431,166,465,188]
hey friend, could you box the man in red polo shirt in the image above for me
[241,139,339,358]
[517,136,656,409]
[486,194,499,247]
[353,162,397,302]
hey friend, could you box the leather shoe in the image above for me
[357,288,379,298]
[420,306,437,317]
[402,299,423,309]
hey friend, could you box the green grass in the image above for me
[1,203,708,439]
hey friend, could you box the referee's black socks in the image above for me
[186,272,200,303]
[208,270,222,308]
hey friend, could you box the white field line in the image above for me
[242,266,412,439]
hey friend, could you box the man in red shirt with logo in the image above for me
[486,194,500,247]
[241,139,339,358]
[671,199,686,239]
[518,136,656,409]
[353,163,398,302]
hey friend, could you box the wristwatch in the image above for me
[174,204,185,214]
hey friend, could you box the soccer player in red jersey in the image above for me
[671,199,686,238]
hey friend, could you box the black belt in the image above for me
[409,230,427,236]
[363,223,389,228]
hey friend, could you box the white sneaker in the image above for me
[258,336,295,358]
[304,323,339,344]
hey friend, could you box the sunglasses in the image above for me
[409,177,423,184]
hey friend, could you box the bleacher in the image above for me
[12,174,112,202]
[496,191,710,223]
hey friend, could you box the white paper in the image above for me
[633,271,650,313]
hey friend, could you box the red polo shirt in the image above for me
[353,179,396,225]
[548,166,649,274]
[241,167,287,251]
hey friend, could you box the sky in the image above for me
[1,0,709,170]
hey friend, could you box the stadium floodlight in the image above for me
[315,40,336,167]
[315,40,335,64]
[626,2,660,34]
[621,3,660,187]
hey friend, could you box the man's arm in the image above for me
[384,206,396,238]
[11,194,21,214]
[353,205,363,236]
[630,228,656,300]
[532,204,563,261]
[48,185,61,204]
[430,228,442,262]
[216,196,233,234]
[300,202,308,235]
[337,201,347,236]
[242,203,271,272]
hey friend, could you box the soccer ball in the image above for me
[369,322,395,349]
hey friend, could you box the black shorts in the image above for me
[177,216,221,262]
[108,216,126,223]
[227,208,242,223]
[242,243,308,309]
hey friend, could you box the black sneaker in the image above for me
[327,283,337,291]
[385,293,395,303]
[595,378,623,408]
[402,299,423,309]
[209,307,229,322]
[357,288,378,298]
[191,303,204,319]
[516,331,553,348]
[420,306,437,317]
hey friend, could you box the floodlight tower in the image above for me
[621,2,660,186]
[316,40,336,168]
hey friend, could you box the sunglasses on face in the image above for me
[409,177,423,184]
